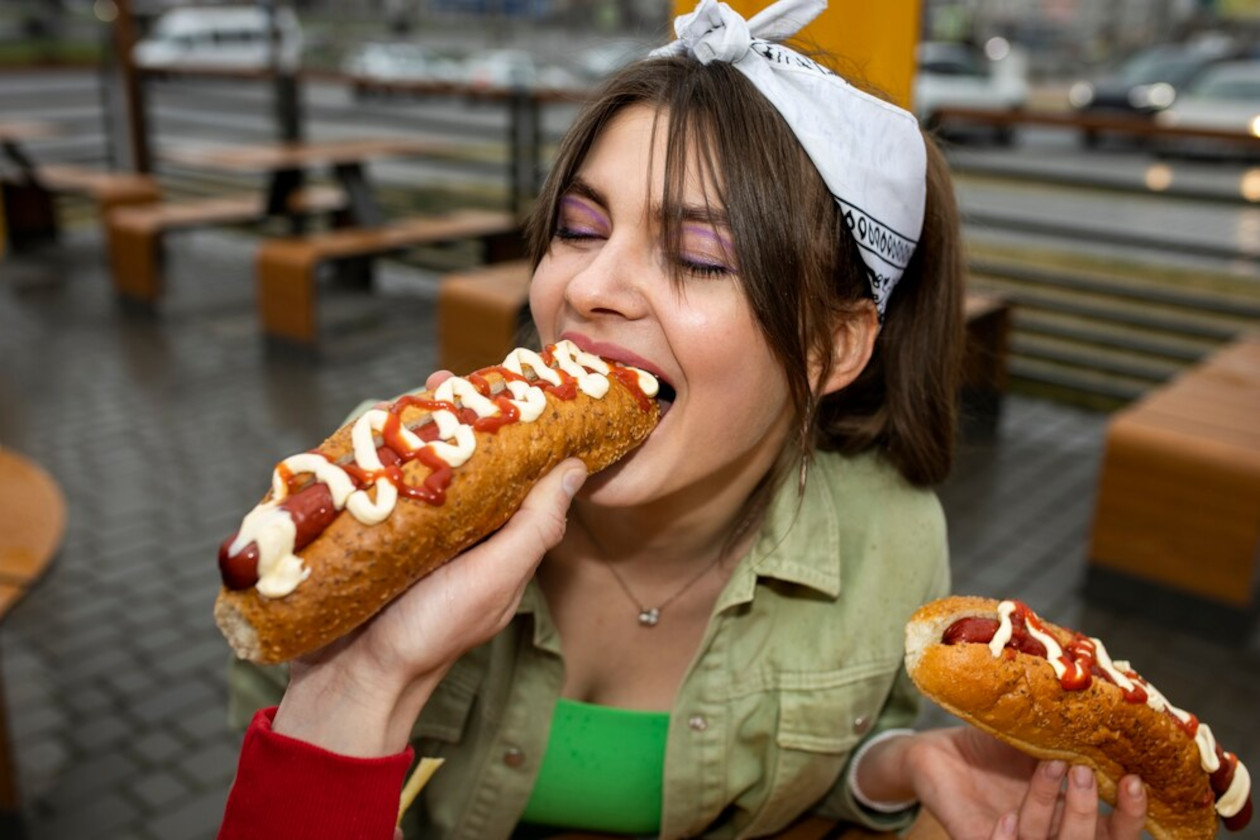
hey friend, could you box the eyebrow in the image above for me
[564,176,732,231]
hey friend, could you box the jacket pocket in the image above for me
[740,665,897,838]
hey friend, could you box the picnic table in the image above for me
[161,136,447,228]
[0,120,160,254]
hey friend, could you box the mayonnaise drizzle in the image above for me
[988,600,1251,818]
[233,340,657,599]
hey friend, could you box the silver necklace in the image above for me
[601,555,722,627]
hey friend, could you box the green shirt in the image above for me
[228,449,950,839]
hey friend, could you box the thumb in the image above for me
[493,458,587,568]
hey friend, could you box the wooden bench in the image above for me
[105,185,345,307]
[0,447,67,836]
[1086,335,1260,641]
[257,209,523,347]
[437,264,1012,440]
[1,164,160,253]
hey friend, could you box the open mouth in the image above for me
[655,380,676,418]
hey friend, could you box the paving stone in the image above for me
[176,740,242,788]
[131,678,219,723]
[130,769,194,810]
[27,790,140,839]
[67,712,134,753]
[132,728,190,765]
[144,785,231,840]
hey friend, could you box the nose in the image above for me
[562,231,652,322]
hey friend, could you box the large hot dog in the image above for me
[214,340,660,665]
[904,596,1252,840]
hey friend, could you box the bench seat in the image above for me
[1086,335,1260,640]
[257,208,522,347]
[1,164,160,253]
[106,185,345,306]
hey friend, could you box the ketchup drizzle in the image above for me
[219,353,654,591]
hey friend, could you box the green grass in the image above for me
[0,40,101,67]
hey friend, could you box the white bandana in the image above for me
[651,0,926,316]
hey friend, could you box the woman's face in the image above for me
[530,105,794,510]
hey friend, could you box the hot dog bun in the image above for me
[214,341,660,664]
[905,596,1252,840]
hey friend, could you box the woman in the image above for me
[219,2,1148,838]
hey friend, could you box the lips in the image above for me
[559,332,675,417]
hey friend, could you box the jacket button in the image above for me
[503,746,525,767]
[688,715,708,731]
[852,715,872,735]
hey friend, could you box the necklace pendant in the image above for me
[638,607,661,627]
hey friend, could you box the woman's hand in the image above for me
[904,727,1147,840]
[271,438,587,757]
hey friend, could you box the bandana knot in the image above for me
[673,2,752,64]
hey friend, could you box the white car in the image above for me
[1155,60,1260,159]
[134,6,303,72]
[462,48,580,94]
[343,43,462,91]
[913,40,1029,144]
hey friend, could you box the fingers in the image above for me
[478,458,587,590]
[1107,776,1147,840]
[1056,765,1099,839]
[1017,761,1067,839]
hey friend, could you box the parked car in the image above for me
[342,42,463,96]
[913,40,1029,145]
[1065,40,1246,146]
[134,5,303,72]
[569,38,651,86]
[462,48,579,94]
[1154,60,1260,160]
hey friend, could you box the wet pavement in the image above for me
[1,225,1258,840]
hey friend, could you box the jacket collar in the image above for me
[717,456,844,612]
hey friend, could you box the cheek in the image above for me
[527,258,562,342]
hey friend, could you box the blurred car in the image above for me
[913,40,1029,145]
[1065,41,1243,146]
[462,48,580,94]
[569,38,651,86]
[134,6,303,72]
[1154,60,1260,160]
[342,42,462,96]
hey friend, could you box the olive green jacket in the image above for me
[229,450,950,839]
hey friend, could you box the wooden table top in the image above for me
[0,120,58,143]
[0,447,65,593]
[161,136,445,172]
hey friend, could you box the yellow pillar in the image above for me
[670,0,922,109]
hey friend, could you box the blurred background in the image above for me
[0,1,1258,839]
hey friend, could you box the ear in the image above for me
[817,301,880,397]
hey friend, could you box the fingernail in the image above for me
[562,466,587,498]
[1071,765,1095,790]
[995,813,1017,840]
[1044,760,1067,781]
[1126,777,1144,799]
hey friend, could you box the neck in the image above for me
[565,449,782,580]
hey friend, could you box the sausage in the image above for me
[904,596,1252,840]
[214,341,660,664]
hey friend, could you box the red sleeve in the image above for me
[217,707,416,840]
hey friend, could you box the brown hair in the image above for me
[526,56,964,490]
